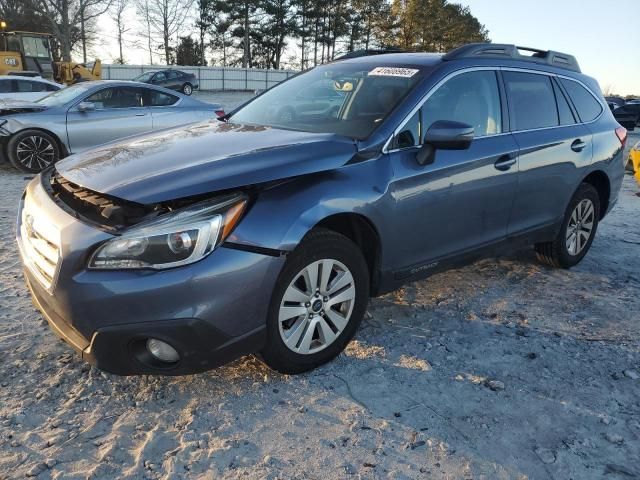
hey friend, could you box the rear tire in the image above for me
[182,83,193,95]
[7,129,60,173]
[535,183,600,268]
[261,229,369,374]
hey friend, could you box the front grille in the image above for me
[19,197,61,290]
[46,169,152,232]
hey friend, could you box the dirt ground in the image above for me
[0,131,639,480]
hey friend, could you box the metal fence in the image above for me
[102,64,297,91]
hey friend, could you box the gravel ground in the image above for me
[0,131,638,480]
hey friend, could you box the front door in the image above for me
[66,86,152,153]
[388,69,520,274]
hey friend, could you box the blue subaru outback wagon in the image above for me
[17,44,627,375]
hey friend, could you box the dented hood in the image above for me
[0,99,47,114]
[55,120,358,204]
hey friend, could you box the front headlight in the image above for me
[89,193,247,270]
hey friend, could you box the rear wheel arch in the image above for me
[581,170,610,219]
[314,213,382,296]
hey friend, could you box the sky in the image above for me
[95,0,640,96]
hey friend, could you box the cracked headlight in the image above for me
[89,193,247,270]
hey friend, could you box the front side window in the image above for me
[0,80,11,93]
[392,110,421,149]
[85,87,144,109]
[422,70,502,137]
[504,72,558,131]
[154,72,167,82]
[230,63,426,139]
[560,78,603,122]
[167,71,179,80]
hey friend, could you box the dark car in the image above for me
[133,69,199,95]
[609,102,638,130]
[17,44,626,376]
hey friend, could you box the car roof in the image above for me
[333,52,445,67]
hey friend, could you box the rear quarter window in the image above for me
[560,79,603,122]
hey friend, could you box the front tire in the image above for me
[7,129,60,173]
[261,229,369,374]
[182,83,193,95]
[535,183,600,268]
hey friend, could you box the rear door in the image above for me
[504,70,592,235]
[166,70,181,90]
[66,86,152,152]
[388,69,520,272]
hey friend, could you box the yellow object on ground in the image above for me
[629,141,640,185]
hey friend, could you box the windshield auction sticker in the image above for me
[369,67,419,78]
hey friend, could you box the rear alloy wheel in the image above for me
[261,229,369,374]
[535,183,600,268]
[182,83,193,95]
[8,130,60,173]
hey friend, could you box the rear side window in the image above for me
[504,72,558,131]
[0,80,11,93]
[16,79,48,92]
[560,79,603,122]
[552,80,576,125]
[146,90,179,106]
[45,83,59,92]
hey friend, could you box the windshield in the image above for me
[133,72,155,82]
[37,84,90,107]
[230,63,425,139]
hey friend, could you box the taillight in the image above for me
[615,126,627,146]
[215,110,225,118]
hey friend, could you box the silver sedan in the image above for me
[0,80,225,172]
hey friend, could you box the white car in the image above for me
[0,76,62,102]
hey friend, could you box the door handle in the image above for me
[494,153,517,171]
[571,139,587,152]
[135,113,146,116]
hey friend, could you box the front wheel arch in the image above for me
[7,128,66,172]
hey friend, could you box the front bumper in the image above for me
[17,175,285,375]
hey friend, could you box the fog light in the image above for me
[146,339,180,363]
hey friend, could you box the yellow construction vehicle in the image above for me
[0,28,101,84]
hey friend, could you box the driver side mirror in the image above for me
[416,120,474,165]
[77,101,96,112]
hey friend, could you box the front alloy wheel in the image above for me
[261,229,369,374]
[8,129,60,173]
[279,259,355,355]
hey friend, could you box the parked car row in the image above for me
[0,80,224,172]
[14,43,627,376]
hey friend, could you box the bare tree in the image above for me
[34,0,112,61]
[110,0,128,63]
[139,0,193,65]
[136,0,156,64]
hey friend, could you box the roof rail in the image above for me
[442,43,581,73]
[333,48,406,61]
